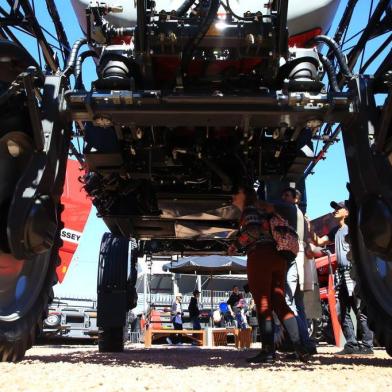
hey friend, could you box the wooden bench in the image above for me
[234,328,252,349]
[211,328,252,348]
[144,329,206,348]
[212,328,233,346]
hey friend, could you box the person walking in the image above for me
[228,185,309,363]
[188,289,201,330]
[312,201,374,355]
[281,188,317,355]
[167,293,183,345]
[258,188,317,355]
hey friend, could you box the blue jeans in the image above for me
[337,281,374,349]
[285,260,314,348]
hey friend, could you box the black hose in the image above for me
[62,38,88,76]
[74,50,98,89]
[223,0,247,20]
[177,0,197,17]
[181,0,220,76]
[313,35,353,78]
[318,54,340,93]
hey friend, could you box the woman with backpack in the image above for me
[228,185,309,363]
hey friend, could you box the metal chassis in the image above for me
[0,0,390,257]
[67,90,352,129]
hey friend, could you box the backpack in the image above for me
[269,213,299,261]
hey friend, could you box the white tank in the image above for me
[71,0,340,39]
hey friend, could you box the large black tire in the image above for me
[0,249,59,362]
[0,101,62,362]
[0,60,69,361]
[98,327,126,352]
[349,197,392,355]
[97,233,129,352]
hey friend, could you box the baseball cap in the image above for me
[176,293,183,298]
[330,201,347,210]
[193,289,200,295]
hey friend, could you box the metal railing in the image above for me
[137,290,249,307]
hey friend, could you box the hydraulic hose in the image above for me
[102,23,134,39]
[313,35,353,78]
[318,54,340,93]
[74,50,98,89]
[181,0,220,76]
[177,0,197,17]
[62,38,88,77]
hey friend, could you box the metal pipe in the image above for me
[303,125,341,178]
[276,0,289,59]
[346,0,391,72]
[18,0,59,72]
[45,0,71,63]
[360,34,392,74]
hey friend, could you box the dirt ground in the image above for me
[0,343,391,392]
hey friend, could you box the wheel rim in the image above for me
[0,251,50,321]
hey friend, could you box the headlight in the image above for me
[44,314,61,327]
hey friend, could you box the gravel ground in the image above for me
[0,343,391,392]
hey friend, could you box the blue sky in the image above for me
[3,0,390,276]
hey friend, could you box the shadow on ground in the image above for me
[23,345,391,370]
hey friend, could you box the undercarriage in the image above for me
[0,0,391,360]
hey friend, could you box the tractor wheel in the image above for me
[0,104,61,362]
[348,197,392,355]
[97,233,129,352]
[98,327,126,352]
[0,249,59,362]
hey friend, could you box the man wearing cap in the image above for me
[226,285,243,324]
[188,290,201,330]
[312,201,374,355]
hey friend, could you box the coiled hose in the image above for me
[181,0,220,76]
[318,54,340,93]
[313,35,353,78]
[177,0,197,17]
[62,38,88,77]
[74,50,98,89]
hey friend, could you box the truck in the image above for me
[0,0,391,361]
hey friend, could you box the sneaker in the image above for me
[358,346,374,355]
[166,337,173,345]
[336,346,360,355]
